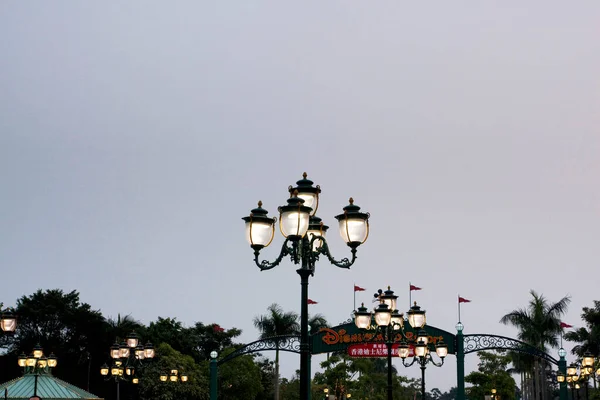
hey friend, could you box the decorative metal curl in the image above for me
[316,239,357,269]
[254,239,292,271]
[218,335,301,365]
[463,334,558,365]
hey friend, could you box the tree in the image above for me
[138,342,207,400]
[564,300,600,358]
[190,322,242,361]
[215,348,264,400]
[500,290,570,400]
[253,303,300,400]
[465,351,517,400]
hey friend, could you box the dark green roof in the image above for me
[0,374,102,400]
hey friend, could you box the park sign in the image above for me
[311,319,456,356]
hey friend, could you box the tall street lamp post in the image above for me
[243,173,370,400]
[353,287,448,400]
[100,332,155,400]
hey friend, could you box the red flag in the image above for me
[354,285,366,292]
[458,297,471,303]
[410,285,422,291]
[560,322,573,328]
[307,299,318,305]
[213,324,225,332]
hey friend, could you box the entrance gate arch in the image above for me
[209,327,568,400]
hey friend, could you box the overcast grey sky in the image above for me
[1,1,599,392]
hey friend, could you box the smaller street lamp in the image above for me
[101,332,154,400]
[354,287,446,400]
[17,345,58,375]
[159,368,188,383]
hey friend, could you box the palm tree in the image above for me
[253,303,300,400]
[500,290,570,400]
[308,313,328,335]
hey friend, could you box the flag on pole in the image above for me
[308,299,318,305]
[560,322,573,328]
[458,297,471,303]
[409,284,422,291]
[213,324,225,332]
[354,285,366,292]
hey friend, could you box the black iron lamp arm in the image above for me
[253,239,292,271]
[316,238,357,269]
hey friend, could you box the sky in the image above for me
[1,1,599,393]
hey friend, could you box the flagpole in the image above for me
[409,282,412,308]
[353,283,356,311]
[458,294,461,322]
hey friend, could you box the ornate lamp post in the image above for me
[243,173,370,399]
[100,332,155,400]
[353,287,447,400]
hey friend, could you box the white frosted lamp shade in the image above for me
[111,366,120,376]
[135,346,145,359]
[144,343,155,359]
[374,303,392,327]
[100,364,109,376]
[582,353,594,367]
[181,375,188,382]
[110,343,120,359]
[398,342,410,359]
[132,378,139,384]
[33,345,43,359]
[391,310,404,330]
[338,219,368,244]
[335,198,370,246]
[0,313,16,332]
[354,303,372,329]
[18,353,27,367]
[567,364,577,376]
[160,373,168,382]
[126,332,139,348]
[26,355,36,367]
[119,345,130,359]
[245,221,275,247]
[242,202,276,247]
[280,210,310,238]
[415,340,427,357]
[407,302,426,329]
[47,353,58,368]
[436,341,448,358]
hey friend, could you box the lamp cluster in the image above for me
[558,353,599,387]
[17,345,58,374]
[159,369,188,383]
[100,332,155,385]
[354,287,449,360]
[243,173,370,254]
[0,309,16,332]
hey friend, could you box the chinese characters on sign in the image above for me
[347,343,416,358]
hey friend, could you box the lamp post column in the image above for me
[386,340,393,400]
[456,325,465,400]
[298,264,311,400]
[210,357,218,400]
[116,379,120,400]
[558,355,567,400]
[421,364,426,400]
